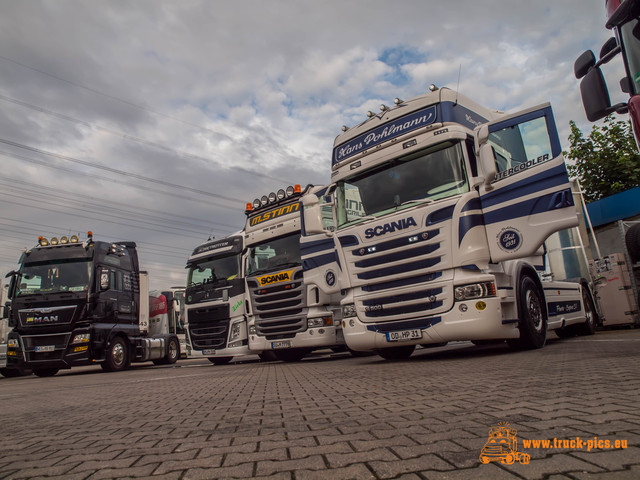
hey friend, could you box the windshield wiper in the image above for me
[399,197,434,207]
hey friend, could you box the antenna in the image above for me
[455,64,462,105]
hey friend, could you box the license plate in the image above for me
[386,329,422,342]
[202,349,216,355]
[35,345,55,352]
[271,340,291,349]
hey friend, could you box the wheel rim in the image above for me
[169,340,178,360]
[526,289,543,332]
[112,342,125,367]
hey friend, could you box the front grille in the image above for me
[349,223,454,322]
[22,333,71,362]
[248,269,307,337]
[187,304,230,349]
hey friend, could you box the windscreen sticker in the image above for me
[249,203,300,227]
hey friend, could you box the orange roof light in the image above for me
[294,184,301,193]
[245,202,253,212]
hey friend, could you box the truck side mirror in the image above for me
[100,270,110,291]
[575,50,596,79]
[301,194,328,236]
[479,144,497,191]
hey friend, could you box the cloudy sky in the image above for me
[0,0,627,290]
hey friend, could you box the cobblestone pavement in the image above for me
[1,328,639,479]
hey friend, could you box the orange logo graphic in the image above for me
[480,422,531,465]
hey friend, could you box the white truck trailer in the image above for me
[302,87,595,359]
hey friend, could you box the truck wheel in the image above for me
[625,223,640,263]
[576,287,597,336]
[274,348,309,362]
[32,368,59,377]
[102,336,129,372]
[208,356,233,365]
[375,344,416,360]
[513,275,547,350]
[165,337,180,364]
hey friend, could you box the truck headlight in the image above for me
[307,316,333,328]
[7,338,19,348]
[229,322,242,342]
[454,282,496,301]
[72,333,90,344]
[249,326,256,335]
[342,303,357,318]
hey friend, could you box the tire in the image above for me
[165,337,180,364]
[513,275,547,350]
[576,287,597,336]
[375,344,416,360]
[208,356,233,365]
[258,351,278,362]
[32,368,59,377]
[102,336,129,372]
[274,348,309,362]
[625,223,640,263]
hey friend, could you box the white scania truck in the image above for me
[302,87,595,359]
[244,185,345,361]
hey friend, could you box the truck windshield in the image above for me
[620,17,640,95]
[247,233,300,276]
[335,141,469,228]
[187,253,241,287]
[16,258,91,296]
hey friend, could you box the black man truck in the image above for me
[302,87,595,359]
[244,184,346,362]
[4,233,180,377]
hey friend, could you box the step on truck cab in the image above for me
[4,232,180,376]
[184,233,259,365]
[302,87,594,359]
[244,185,345,362]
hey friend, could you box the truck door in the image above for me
[476,103,579,263]
[300,191,342,296]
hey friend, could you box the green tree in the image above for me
[564,115,640,202]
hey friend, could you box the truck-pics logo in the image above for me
[257,268,296,286]
[365,217,417,239]
[480,422,530,465]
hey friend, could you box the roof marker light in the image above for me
[341,125,349,132]
[70,235,79,243]
[39,236,49,246]
[60,236,69,244]
[394,98,403,105]
[380,104,389,112]
[277,189,286,200]
[260,195,269,206]
[429,84,439,92]
[286,185,295,196]
[366,111,375,118]
[253,198,261,209]
[268,192,277,203]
